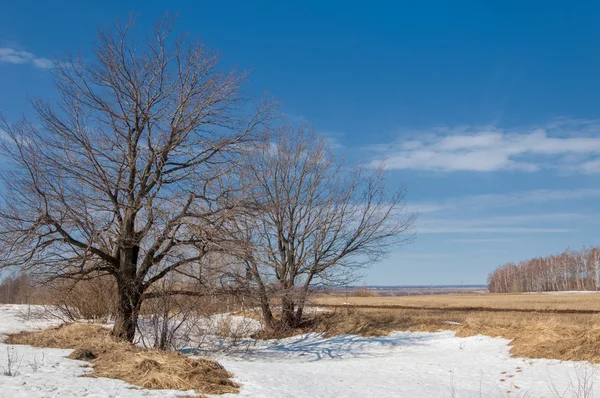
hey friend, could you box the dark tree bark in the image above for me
[114,277,142,341]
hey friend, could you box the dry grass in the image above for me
[314,292,600,312]
[305,305,600,364]
[310,293,600,363]
[246,293,600,363]
[5,324,239,396]
[348,288,379,297]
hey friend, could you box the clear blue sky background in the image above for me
[1,1,599,285]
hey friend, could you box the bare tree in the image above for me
[0,16,272,341]
[232,125,415,329]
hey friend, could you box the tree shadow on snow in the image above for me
[198,332,445,362]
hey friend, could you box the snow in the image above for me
[0,305,196,398]
[215,332,600,397]
[136,312,263,351]
[1,304,599,397]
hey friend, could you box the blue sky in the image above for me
[1,1,599,285]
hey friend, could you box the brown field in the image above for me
[314,292,600,312]
[305,293,600,364]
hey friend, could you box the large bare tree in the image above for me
[0,16,271,341]
[233,125,415,329]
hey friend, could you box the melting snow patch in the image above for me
[1,304,600,397]
[443,321,462,325]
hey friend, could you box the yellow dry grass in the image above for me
[307,295,600,364]
[315,292,600,312]
[5,324,239,396]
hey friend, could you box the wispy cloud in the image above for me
[417,213,583,234]
[368,120,600,173]
[281,113,348,150]
[0,47,54,69]
[389,252,456,260]
[320,130,347,150]
[420,226,570,234]
[406,189,600,235]
[409,188,600,214]
[450,238,512,243]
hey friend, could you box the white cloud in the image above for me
[420,226,570,234]
[320,130,347,150]
[450,238,512,243]
[582,158,600,174]
[406,189,600,235]
[409,188,600,214]
[416,212,586,234]
[0,47,54,69]
[390,252,456,260]
[369,120,600,173]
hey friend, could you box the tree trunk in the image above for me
[280,297,297,329]
[257,284,275,329]
[248,262,277,329]
[595,260,600,291]
[294,280,312,326]
[155,295,171,350]
[112,246,141,342]
[294,290,310,325]
[294,305,304,324]
[113,279,142,341]
[260,300,276,330]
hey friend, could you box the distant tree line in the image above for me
[0,272,33,304]
[488,247,600,293]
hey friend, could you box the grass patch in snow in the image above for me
[299,307,600,364]
[5,323,239,396]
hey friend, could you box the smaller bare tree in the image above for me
[233,125,415,330]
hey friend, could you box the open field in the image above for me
[304,307,600,363]
[3,304,600,397]
[303,292,600,365]
[314,292,600,312]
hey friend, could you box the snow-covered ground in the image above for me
[0,305,197,398]
[1,304,599,397]
[217,332,599,397]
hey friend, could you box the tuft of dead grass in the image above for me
[5,324,238,396]
[454,312,600,363]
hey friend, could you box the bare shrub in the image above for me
[28,352,45,373]
[2,346,22,377]
[48,276,117,322]
[136,284,261,354]
[550,365,598,398]
[136,278,206,351]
